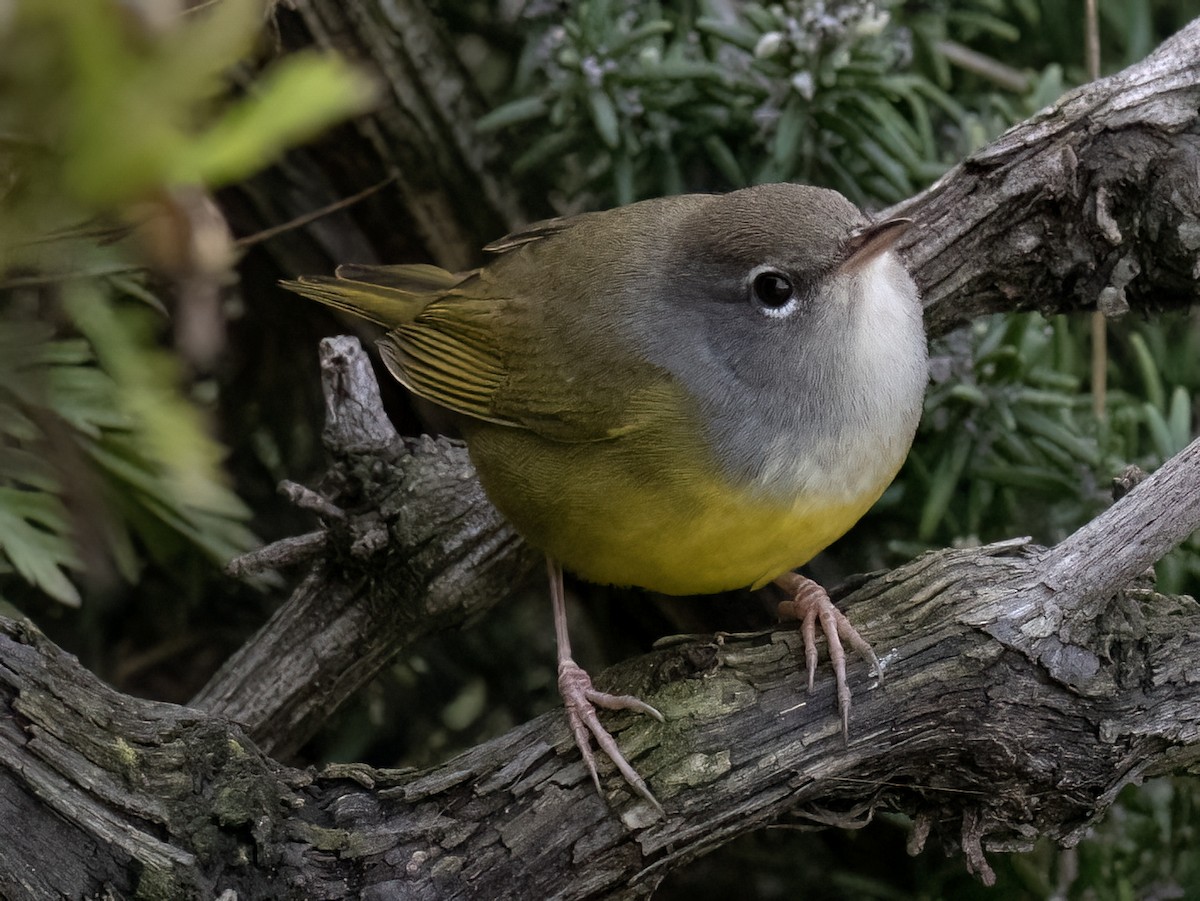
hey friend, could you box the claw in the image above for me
[774,572,880,738]
[559,659,663,812]
[548,556,663,811]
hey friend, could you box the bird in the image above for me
[283,183,928,811]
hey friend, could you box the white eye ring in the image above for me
[748,264,798,318]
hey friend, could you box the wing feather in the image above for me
[286,214,665,442]
[335,263,462,293]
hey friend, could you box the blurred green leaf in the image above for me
[476,95,550,132]
[919,435,972,540]
[1167,385,1192,452]
[587,89,621,149]
[169,52,377,188]
[694,17,759,52]
[1128,331,1166,411]
[607,19,673,57]
[0,0,379,605]
[12,0,373,205]
[703,135,744,186]
[772,101,805,169]
[0,487,81,606]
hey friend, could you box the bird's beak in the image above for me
[838,217,913,273]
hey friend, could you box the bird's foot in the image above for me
[774,572,881,738]
[558,658,664,812]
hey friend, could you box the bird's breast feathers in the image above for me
[712,250,927,506]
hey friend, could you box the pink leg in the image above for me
[549,557,663,811]
[774,571,881,738]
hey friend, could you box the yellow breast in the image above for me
[465,419,901,596]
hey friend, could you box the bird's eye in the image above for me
[750,269,796,316]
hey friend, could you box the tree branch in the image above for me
[5,327,1195,897]
[894,17,1200,337]
[4,502,1199,896]
[191,339,539,757]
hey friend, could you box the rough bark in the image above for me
[3,9,1200,901]
[896,19,1200,337]
[190,338,540,758]
[3,464,1200,898]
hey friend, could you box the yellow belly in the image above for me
[557,483,886,595]
[466,421,897,596]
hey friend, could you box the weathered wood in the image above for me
[3,515,1199,897]
[896,19,1200,337]
[4,338,1199,898]
[191,337,540,757]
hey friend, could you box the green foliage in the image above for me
[5,0,375,213]
[0,0,373,606]
[874,312,1200,594]
[477,0,726,204]
[0,325,86,605]
[65,283,260,560]
[1075,778,1200,899]
[476,0,1199,208]
[695,0,951,201]
[476,0,1064,206]
[907,0,1200,76]
[911,315,1109,546]
[0,289,258,607]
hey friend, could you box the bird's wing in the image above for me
[290,209,675,442]
[282,264,508,421]
[481,217,570,254]
[375,281,514,428]
[379,270,669,442]
[335,262,463,292]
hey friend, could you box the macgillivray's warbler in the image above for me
[283,183,928,811]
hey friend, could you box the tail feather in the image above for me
[335,263,461,293]
[280,275,429,329]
